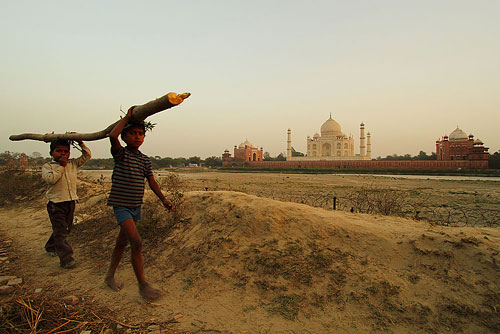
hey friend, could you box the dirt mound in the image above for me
[1,190,499,333]
[144,191,500,333]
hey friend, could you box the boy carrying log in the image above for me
[104,106,173,301]
[42,139,91,269]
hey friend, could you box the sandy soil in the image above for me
[1,171,499,333]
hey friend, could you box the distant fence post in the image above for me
[333,197,337,210]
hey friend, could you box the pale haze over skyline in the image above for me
[2,1,499,159]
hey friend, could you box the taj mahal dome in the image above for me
[286,114,371,161]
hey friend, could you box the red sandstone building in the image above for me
[435,126,489,162]
[222,139,263,166]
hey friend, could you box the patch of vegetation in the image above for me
[267,294,302,320]
[137,173,186,243]
[183,277,194,290]
[245,241,337,286]
[241,240,348,319]
[346,185,408,216]
[0,168,45,206]
[0,293,179,333]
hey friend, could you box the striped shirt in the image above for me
[107,147,153,207]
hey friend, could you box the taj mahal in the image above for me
[222,114,489,169]
[286,114,371,161]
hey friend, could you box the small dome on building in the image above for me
[474,138,484,145]
[238,139,254,149]
[449,127,468,141]
[313,133,320,138]
[320,115,342,137]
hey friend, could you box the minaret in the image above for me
[287,128,292,160]
[360,122,366,157]
[367,132,371,159]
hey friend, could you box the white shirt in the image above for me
[41,145,91,203]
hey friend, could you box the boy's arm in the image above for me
[147,175,173,211]
[42,163,64,185]
[74,141,91,167]
[109,106,134,154]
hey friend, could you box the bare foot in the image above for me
[139,282,162,301]
[105,276,124,291]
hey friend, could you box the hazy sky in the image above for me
[2,0,499,159]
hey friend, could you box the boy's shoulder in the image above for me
[126,148,150,160]
[114,147,151,164]
[42,161,58,168]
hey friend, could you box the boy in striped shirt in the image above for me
[105,106,173,301]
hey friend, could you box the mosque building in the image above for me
[222,139,263,166]
[286,114,371,161]
[436,126,489,161]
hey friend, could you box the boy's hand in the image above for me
[58,156,68,167]
[126,106,136,120]
[162,198,174,212]
[68,132,83,146]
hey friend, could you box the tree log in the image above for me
[9,92,190,142]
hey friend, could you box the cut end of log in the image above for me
[167,92,191,105]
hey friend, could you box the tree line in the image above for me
[1,150,500,169]
[83,155,223,169]
[376,151,437,160]
[0,151,223,169]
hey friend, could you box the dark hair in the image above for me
[121,121,146,137]
[49,139,70,153]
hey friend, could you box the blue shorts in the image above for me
[113,206,142,224]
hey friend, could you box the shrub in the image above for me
[138,173,186,241]
[0,168,45,206]
[345,185,408,216]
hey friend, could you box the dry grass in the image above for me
[0,168,45,206]
[0,293,184,333]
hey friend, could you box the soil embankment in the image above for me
[1,180,499,333]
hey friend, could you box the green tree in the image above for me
[415,151,436,160]
[82,158,114,169]
[291,147,304,157]
[275,153,286,161]
[160,157,175,168]
[490,152,500,169]
[416,151,429,160]
[174,157,188,166]
[0,151,13,165]
[188,156,202,165]
[204,156,222,167]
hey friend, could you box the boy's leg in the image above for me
[44,232,56,254]
[119,219,161,300]
[47,201,75,267]
[119,219,146,283]
[105,226,128,290]
[45,203,56,253]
